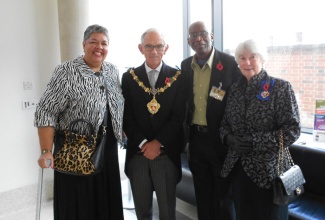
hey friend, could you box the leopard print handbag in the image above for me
[53,117,107,176]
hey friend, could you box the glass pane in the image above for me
[223,0,325,130]
[188,0,212,56]
[89,0,184,74]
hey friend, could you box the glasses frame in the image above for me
[188,31,209,40]
[143,44,165,51]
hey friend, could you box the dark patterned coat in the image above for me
[220,70,300,189]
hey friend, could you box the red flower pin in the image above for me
[165,77,171,85]
[263,83,269,91]
[216,61,224,71]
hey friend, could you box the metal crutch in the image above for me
[120,138,135,210]
[36,160,50,220]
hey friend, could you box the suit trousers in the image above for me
[188,127,235,220]
[231,162,288,220]
[127,153,179,220]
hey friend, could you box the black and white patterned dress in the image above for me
[35,56,124,220]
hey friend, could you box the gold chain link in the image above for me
[277,129,295,176]
[129,69,181,95]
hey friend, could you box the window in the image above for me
[188,0,212,56]
[89,0,325,130]
[89,0,184,73]
[223,0,325,130]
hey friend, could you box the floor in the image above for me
[0,148,197,220]
[0,191,197,220]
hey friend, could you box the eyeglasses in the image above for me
[188,31,209,40]
[143,44,165,51]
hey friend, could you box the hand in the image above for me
[37,152,54,169]
[226,134,253,155]
[225,134,237,147]
[141,139,161,160]
[238,134,253,146]
[236,134,253,154]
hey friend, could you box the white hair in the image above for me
[235,39,268,64]
[140,28,166,45]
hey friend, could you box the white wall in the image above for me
[0,0,61,193]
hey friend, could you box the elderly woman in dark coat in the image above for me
[220,39,300,220]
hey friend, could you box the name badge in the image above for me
[209,85,225,101]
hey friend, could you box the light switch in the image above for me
[22,99,38,110]
[23,81,33,90]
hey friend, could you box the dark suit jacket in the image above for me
[122,62,186,182]
[181,48,241,162]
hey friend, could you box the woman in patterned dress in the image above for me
[220,39,300,220]
[35,24,124,220]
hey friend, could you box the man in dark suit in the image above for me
[121,28,186,220]
[181,21,241,220]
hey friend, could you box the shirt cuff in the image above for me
[139,139,147,149]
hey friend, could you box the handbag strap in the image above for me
[277,129,295,176]
[100,72,109,136]
[69,119,95,134]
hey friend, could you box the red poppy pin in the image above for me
[216,61,224,71]
[257,79,275,101]
[165,77,171,85]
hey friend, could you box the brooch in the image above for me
[216,61,224,71]
[257,79,274,101]
[165,77,171,85]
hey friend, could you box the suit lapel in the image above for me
[156,62,168,88]
[137,64,150,88]
[186,58,195,113]
[207,49,224,108]
[134,64,152,103]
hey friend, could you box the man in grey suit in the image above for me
[181,21,241,220]
[122,28,186,220]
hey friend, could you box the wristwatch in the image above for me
[41,149,52,154]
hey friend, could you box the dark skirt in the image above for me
[231,162,288,220]
[53,134,124,220]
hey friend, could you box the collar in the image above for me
[145,62,163,74]
[238,69,268,88]
[191,47,215,70]
[75,55,108,77]
[251,69,268,84]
